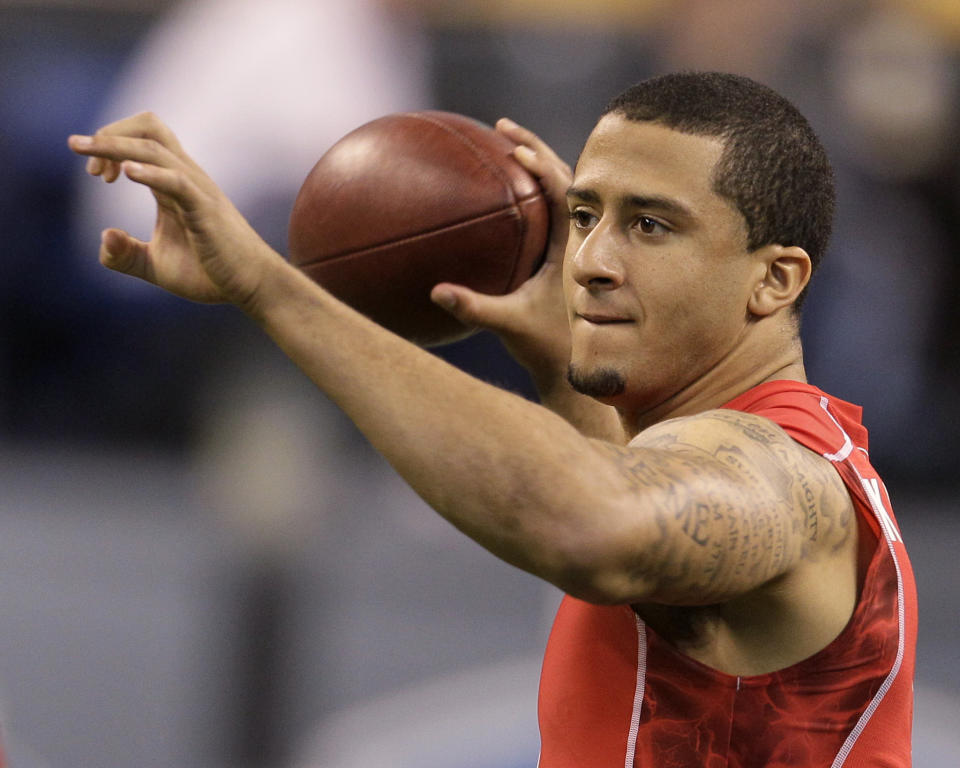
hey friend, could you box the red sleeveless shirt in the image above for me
[537,381,917,767]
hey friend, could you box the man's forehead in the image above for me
[571,115,727,206]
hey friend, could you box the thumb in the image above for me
[430,282,516,333]
[99,228,150,279]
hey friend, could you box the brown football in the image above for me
[287,111,549,346]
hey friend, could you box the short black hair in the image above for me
[604,71,834,311]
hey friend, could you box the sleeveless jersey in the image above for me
[537,380,917,767]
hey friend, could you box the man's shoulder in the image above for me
[631,407,801,459]
[632,408,854,536]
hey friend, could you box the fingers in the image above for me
[496,118,568,169]
[77,143,121,183]
[497,118,572,262]
[431,283,517,333]
[99,228,151,279]
[88,111,184,154]
[69,111,193,184]
[70,132,172,170]
[498,118,571,180]
[69,133,205,212]
[70,132,161,186]
[120,159,203,212]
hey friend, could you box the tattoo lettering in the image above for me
[597,409,852,603]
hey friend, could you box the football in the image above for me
[288,111,549,346]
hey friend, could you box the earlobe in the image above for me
[747,245,812,317]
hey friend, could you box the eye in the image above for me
[636,215,668,236]
[568,208,598,230]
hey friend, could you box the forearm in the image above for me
[249,260,628,589]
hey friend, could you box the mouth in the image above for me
[576,313,633,325]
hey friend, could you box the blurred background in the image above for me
[1,0,958,766]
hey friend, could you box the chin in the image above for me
[567,364,627,400]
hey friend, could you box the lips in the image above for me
[576,312,633,325]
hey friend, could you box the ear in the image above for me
[747,245,812,317]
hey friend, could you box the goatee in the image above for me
[567,364,626,399]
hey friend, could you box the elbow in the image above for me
[562,582,632,606]
[542,499,660,605]
[550,551,657,606]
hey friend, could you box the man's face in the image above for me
[563,114,759,411]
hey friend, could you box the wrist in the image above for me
[240,251,315,324]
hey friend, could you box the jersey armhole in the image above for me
[832,458,881,593]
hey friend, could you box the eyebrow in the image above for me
[566,185,694,220]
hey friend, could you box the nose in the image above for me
[567,227,625,290]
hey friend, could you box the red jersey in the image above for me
[537,380,917,767]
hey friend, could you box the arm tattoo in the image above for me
[596,410,851,602]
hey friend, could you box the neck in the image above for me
[615,323,807,437]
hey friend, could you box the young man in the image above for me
[69,72,916,767]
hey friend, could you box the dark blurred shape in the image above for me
[0,6,226,449]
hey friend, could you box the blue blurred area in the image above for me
[0,3,958,768]
[1,7,233,448]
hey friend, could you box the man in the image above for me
[69,72,916,766]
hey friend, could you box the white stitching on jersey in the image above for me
[819,396,854,461]
[829,463,907,767]
[625,614,647,768]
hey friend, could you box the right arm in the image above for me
[430,119,625,443]
[68,114,855,614]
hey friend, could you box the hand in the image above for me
[68,112,284,312]
[430,118,572,384]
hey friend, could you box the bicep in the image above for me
[583,412,845,606]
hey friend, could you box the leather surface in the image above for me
[288,111,549,345]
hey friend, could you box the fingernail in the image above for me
[498,118,517,129]
[71,135,93,148]
[124,161,143,174]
